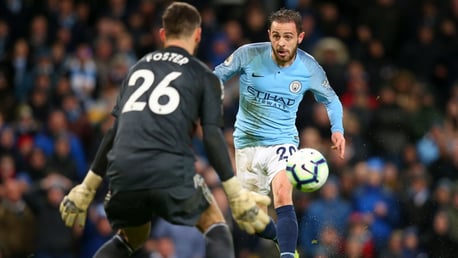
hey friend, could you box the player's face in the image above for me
[268,21,304,67]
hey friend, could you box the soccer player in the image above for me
[213,8,346,258]
[59,2,271,258]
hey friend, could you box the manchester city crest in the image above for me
[289,80,302,93]
[321,79,331,89]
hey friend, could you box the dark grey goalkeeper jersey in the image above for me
[107,46,224,191]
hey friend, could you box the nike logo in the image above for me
[251,73,264,77]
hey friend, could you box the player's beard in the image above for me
[272,44,298,67]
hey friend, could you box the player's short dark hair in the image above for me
[162,2,201,39]
[268,8,303,33]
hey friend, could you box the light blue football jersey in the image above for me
[214,42,344,149]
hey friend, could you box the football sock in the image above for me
[256,218,277,240]
[276,205,298,258]
[93,234,134,258]
[204,223,235,258]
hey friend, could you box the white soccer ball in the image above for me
[286,148,329,192]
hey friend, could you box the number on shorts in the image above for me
[122,69,182,115]
[276,146,297,161]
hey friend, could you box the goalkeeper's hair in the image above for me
[268,8,303,34]
[162,2,202,39]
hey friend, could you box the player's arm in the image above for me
[90,119,117,177]
[201,73,270,234]
[213,46,244,82]
[309,64,346,159]
[201,124,234,182]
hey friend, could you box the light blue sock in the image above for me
[275,205,298,258]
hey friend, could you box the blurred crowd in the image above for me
[0,0,457,258]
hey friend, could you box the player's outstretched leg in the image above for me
[271,171,299,257]
[257,216,300,257]
[204,223,235,258]
[276,205,299,258]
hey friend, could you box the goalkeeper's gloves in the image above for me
[59,170,103,228]
[222,176,271,234]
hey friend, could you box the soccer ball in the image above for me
[286,148,329,192]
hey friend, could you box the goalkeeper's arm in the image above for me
[201,124,234,182]
[202,124,270,234]
[89,119,118,177]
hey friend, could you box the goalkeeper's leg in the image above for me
[93,223,151,258]
[196,194,235,258]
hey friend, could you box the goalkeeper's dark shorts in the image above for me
[104,174,212,230]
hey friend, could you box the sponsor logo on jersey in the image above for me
[223,54,234,66]
[289,80,302,93]
[247,86,295,110]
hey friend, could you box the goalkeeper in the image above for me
[59,2,270,258]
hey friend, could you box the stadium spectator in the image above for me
[424,209,458,258]
[27,179,76,258]
[399,167,435,235]
[47,132,79,183]
[0,178,36,258]
[379,229,402,258]
[351,157,401,254]
[34,108,87,179]
[400,226,427,258]
[299,176,351,256]
[0,0,455,257]
[343,215,375,258]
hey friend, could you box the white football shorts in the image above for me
[235,144,297,195]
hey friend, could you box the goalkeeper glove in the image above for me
[59,170,103,228]
[222,176,271,234]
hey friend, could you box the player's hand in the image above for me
[331,132,345,159]
[222,177,271,234]
[231,190,271,234]
[59,171,102,228]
